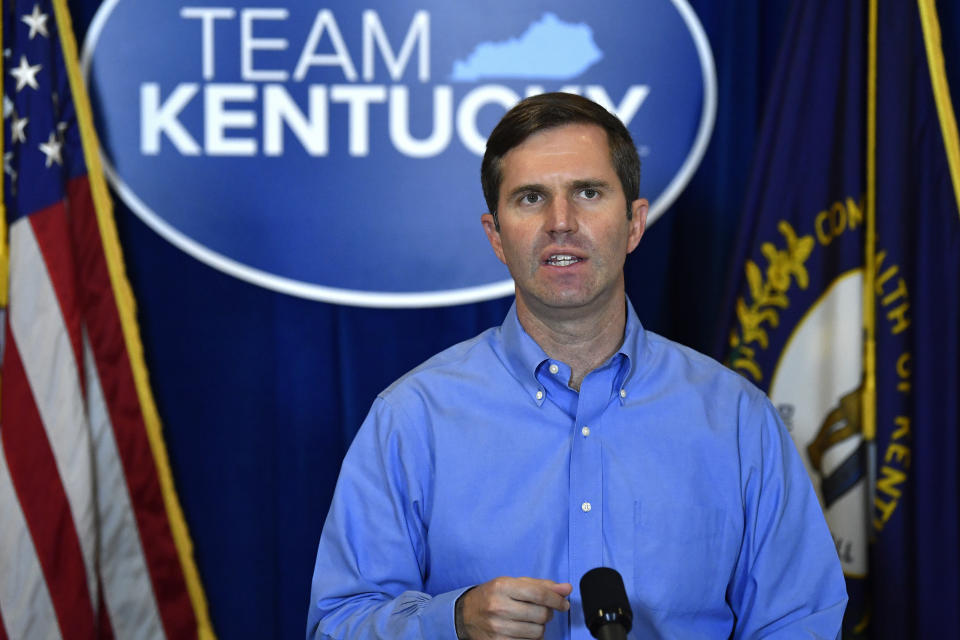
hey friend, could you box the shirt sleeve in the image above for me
[307,397,467,639]
[728,391,848,639]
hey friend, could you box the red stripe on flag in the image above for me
[68,175,198,638]
[28,201,86,397]
[1,328,97,640]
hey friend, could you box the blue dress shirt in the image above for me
[308,302,847,639]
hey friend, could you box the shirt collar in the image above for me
[499,303,551,405]
[498,297,650,405]
[617,296,649,394]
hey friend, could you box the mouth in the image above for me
[544,253,585,267]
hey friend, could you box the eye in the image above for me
[580,188,600,200]
[520,192,543,205]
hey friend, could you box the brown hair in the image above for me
[480,92,641,230]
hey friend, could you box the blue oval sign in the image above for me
[83,0,715,307]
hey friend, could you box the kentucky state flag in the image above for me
[721,0,960,637]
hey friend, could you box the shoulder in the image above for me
[378,325,503,406]
[640,329,768,406]
[349,326,504,461]
[628,329,782,455]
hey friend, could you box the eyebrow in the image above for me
[506,183,547,200]
[505,179,613,200]
[570,179,612,191]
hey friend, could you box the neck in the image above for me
[516,292,627,391]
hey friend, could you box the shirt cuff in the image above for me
[418,586,474,639]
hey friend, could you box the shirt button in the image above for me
[619,389,627,398]
[535,390,544,400]
[549,363,559,374]
[581,501,592,513]
[581,426,590,437]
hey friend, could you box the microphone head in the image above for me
[580,567,633,637]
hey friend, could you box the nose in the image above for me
[545,198,578,235]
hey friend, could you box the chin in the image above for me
[528,289,600,311]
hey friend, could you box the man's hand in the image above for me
[455,576,573,640]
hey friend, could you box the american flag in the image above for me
[1,1,214,637]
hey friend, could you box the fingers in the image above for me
[483,618,549,639]
[499,599,554,625]
[513,577,572,611]
[534,579,572,598]
[458,576,572,640]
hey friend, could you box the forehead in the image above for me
[499,123,617,189]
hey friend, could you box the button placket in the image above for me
[568,371,609,587]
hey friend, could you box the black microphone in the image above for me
[580,567,633,640]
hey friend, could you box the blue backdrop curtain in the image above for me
[61,2,960,638]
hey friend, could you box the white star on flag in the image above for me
[38,130,62,167]
[3,151,14,177]
[3,95,13,118]
[10,55,41,92]
[22,4,50,40]
[11,114,28,143]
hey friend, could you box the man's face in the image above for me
[482,123,647,317]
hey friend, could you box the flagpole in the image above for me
[864,0,878,534]
[50,1,217,636]
[0,1,8,310]
[917,0,960,217]
[0,0,6,420]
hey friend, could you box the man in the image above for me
[308,93,846,639]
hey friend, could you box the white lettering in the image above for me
[138,79,653,158]
[263,85,328,156]
[330,85,387,156]
[180,6,235,81]
[585,85,650,127]
[141,83,201,155]
[362,10,430,82]
[456,85,519,155]
[294,10,357,82]
[524,86,545,98]
[241,8,289,82]
[205,84,257,155]
[389,86,451,158]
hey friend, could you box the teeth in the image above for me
[547,254,581,267]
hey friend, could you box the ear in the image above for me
[481,213,507,264]
[626,198,648,254]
